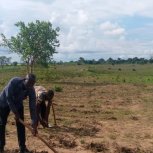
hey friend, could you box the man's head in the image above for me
[38,90,54,102]
[24,73,36,88]
[47,89,54,100]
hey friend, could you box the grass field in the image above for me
[1,64,153,153]
[1,64,153,86]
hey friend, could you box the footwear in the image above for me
[19,147,30,153]
[48,123,52,128]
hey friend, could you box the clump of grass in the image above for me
[117,146,139,153]
[63,119,74,126]
[86,142,109,152]
[109,133,117,140]
[59,136,77,148]
[115,75,120,82]
[74,126,99,136]
[80,139,85,144]
[54,85,63,92]
[132,68,136,71]
[0,81,5,86]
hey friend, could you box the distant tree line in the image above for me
[55,57,153,65]
[1,56,153,69]
[77,57,153,65]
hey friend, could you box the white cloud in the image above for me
[1,0,153,61]
[100,21,125,37]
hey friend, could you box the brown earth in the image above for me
[4,83,153,153]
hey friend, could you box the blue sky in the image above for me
[1,0,153,62]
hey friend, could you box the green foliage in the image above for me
[54,85,63,92]
[1,64,153,87]
[0,56,11,68]
[12,61,18,66]
[80,139,85,144]
[1,20,60,73]
[60,57,151,65]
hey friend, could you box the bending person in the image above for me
[35,86,54,128]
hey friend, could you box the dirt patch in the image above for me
[86,142,109,152]
[4,84,153,152]
[117,147,139,153]
[4,150,48,153]
[69,126,100,136]
[58,135,77,148]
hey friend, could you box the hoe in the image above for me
[19,119,58,153]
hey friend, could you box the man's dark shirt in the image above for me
[0,77,37,124]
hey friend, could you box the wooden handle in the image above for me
[51,104,57,126]
[19,119,58,153]
[52,102,57,106]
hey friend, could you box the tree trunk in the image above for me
[30,59,35,73]
[30,63,35,73]
[30,65,33,73]
[26,59,30,74]
[27,63,30,74]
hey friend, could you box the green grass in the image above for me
[36,64,153,85]
[1,64,153,89]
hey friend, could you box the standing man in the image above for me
[0,74,38,153]
[35,86,54,128]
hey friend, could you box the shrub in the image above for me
[54,85,63,92]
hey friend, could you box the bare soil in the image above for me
[4,83,153,153]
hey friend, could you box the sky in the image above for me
[1,0,153,62]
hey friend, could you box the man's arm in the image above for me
[45,99,52,124]
[36,103,41,121]
[36,103,47,127]
[5,79,19,118]
[28,88,38,126]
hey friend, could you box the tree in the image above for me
[0,20,60,73]
[107,58,115,65]
[77,57,85,65]
[0,56,11,68]
[12,61,18,66]
[97,58,105,64]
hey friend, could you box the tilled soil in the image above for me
[4,84,153,153]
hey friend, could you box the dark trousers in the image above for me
[0,106,26,150]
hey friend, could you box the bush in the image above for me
[54,85,63,92]
[132,68,136,71]
[118,68,122,71]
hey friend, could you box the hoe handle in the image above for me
[52,103,57,126]
[19,119,58,153]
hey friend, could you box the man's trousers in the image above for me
[0,106,26,150]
